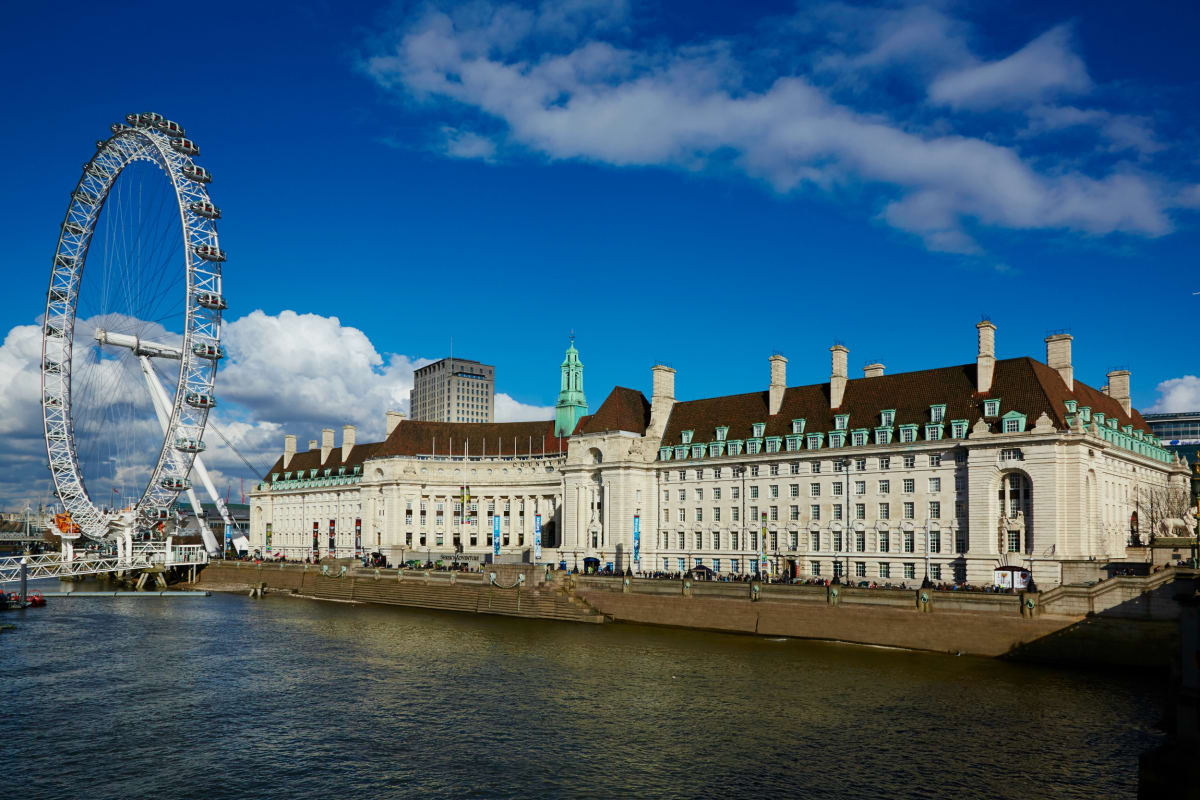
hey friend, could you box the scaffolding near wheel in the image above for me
[41,112,245,559]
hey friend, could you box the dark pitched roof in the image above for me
[579,387,651,435]
[372,418,571,459]
[660,356,1151,446]
[263,440,384,480]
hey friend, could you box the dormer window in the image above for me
[765,437,782,453]
[1094,413,1105,426]
[752,422,765,438]
[925,424,943,441]
[950,420,968,439]
[881,409,895,427]
[806,433,823,450]
[791,419,806,434]
[1000,411,1026,434]
[747,439,762,454]
[271,473,280,482]
[1079,407,1091,423]
[674,446,687,460]
[785,435,800,452]
[710,441,725,457]
[930,404,946,423]
[728,440,743,456]
[682,430,694,445]
[691,444,705,459]
[851,429,867,447]
[659,447,672,461]
[983,399,1000,417]
[834,414,849,430]
[899,424,918,443]
[715,426,729,442]
[874,428,892,445]
[829,431,845,448]
[1065,400,1077,413]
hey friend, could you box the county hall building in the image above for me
[248,323,1192,588]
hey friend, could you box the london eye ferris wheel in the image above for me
[41,112,236,553]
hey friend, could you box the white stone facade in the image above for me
[250,327,1191,587]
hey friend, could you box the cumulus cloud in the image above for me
[362,3,1184,253]
[1023,105,1164,156]
[1148,375,1200,414]
[928,24,1091,110]
[0,311,553,509]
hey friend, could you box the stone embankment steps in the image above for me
[195,562,601,624]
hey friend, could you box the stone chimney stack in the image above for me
[976,320,996,394]
[321,428,334,462]
[830,345,848,409]
[769,354,787,416]
[342,425,356,461]
[309,440,318,451]
[1107,369,1132,416]
[863,363,885,378]
[1045,333,1073,390]
[648,364,676,439]
[283,434,296,469]
[386,410,406,436]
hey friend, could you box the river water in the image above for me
[2,582,1162,798]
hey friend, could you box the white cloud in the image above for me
[1023,105,1163,156]
[440,126,498,160]
[363,5,1181,253]
[928,24,1091,110]
[1148,375,1200,414]
[0,311,553,509]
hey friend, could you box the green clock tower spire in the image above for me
[555,334,588,437]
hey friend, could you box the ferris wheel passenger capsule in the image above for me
[191,342,225,360]
[196,292,226,310]
[185,392,216,409]
[44,395,62,407]
[155,119,186,137]
[146,507,172,521]
[127,112,154,127]
[170,138,199,156]
[48,287,69,304]
[181,163,211,183]
[188,200,220,219]
[175,438,206,453]
[55,254,77,268]
[43,360,61,374]
[161,476,192,491]
[62,221,85,236]
[72,187,99,205]
[193,244,226,262]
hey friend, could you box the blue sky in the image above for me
[1,0,1198,504]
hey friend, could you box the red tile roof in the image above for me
[579,386,651,435]
[660,357,1150,445]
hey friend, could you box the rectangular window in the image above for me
[750,466,760,477]
[904,531,915,552]
[832,505,843,521]
[903,455,915,469]
[770,506,778,521]
[904,563,916,579]
[811,462,821,474]
[695,532,703,549]
[789,484,799,498]
[731,531,739,549]
[750,486,759,499]
[834,459,845,473]
[714,468,723,479]
[929,501,941,519]
[878,457,890,470]
[1007,531,1020,552]
[790,462,801,475]
[929,477,941,492]
[931,405,945,423]
[810,532,820,550]
[810,561,822,576]
[713,507,722,522]
[732,507,740,522]
[855,503,866,520]
[810,483,821,497]
[678,509,686,522]
[852,431,866,447]
[903,502,915,519]
[930,564,942,581]
[855,458,866,471]
[879,562,891,579]
[879,531,890,553]
[731,486,740,500]
[790,505,800,521]
[1004,418,1021,433]
[833,531,843,551]
[678,532,686,549]
[695,508,703,522]
[855,562,866,578]
[929,454,942,467]
[749,506,759,522]
[900,427,916,443]
[879,479,890,494]
[881,410,895,427]
[903,478,915,493]
[695,488,704,501]
[879,503,890,520]
[678,470,686,481]
[678,489,686,502]
[811,505,821,521]
[833,482,844,496]
[930,530,941,553]
[770,464,780,476]
[770,485,779,498]
[855,531,866,552]
[854,481,866,495]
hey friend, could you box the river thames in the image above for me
[2,586,1161,798]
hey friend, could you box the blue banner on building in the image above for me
[493,514,500,557]
[534,514,542,562]
[633,514,640,565]
[224,523,232,552]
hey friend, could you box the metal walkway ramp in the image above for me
[0,543,207,584]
